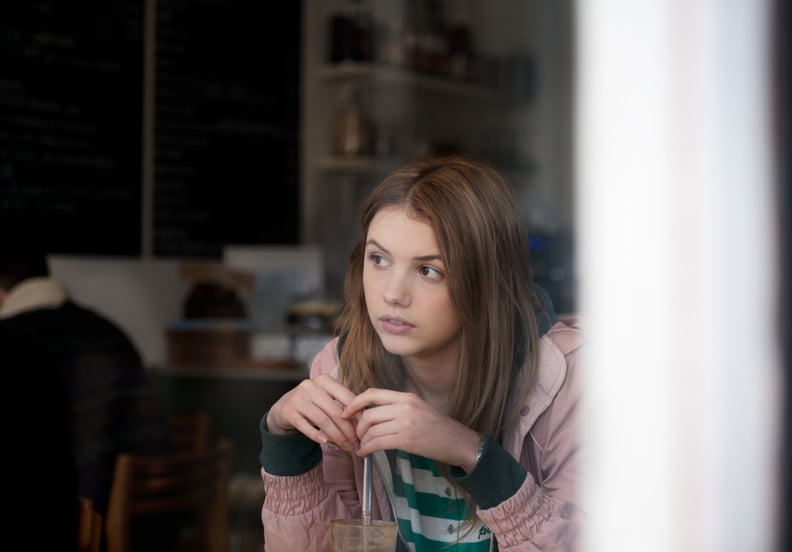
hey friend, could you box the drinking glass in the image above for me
[330,519,398,552]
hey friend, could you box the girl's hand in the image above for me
[342,389,481,472]
[266,374,360,452]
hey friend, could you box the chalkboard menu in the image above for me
[153,0,301,257]
[0,1,144,255]
[0,0,301,257]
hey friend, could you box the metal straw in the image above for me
[362,454,372,525]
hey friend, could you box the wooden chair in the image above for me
[77,496,103,552]
[168,410,211,453]
[105,438,233,552]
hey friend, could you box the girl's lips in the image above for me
[379,315,415,335]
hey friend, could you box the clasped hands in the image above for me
[266,374,481,472]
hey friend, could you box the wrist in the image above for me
[475,432,487,465]
[265,410,291,435]
[460,431,487,474]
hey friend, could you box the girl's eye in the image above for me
[420,266,443,280]
[368,253,389,267]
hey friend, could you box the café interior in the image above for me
[1,0,788,551]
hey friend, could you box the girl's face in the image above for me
[363,206,462,366]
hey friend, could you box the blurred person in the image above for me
[0,249,171,523]
[4,320,79,549]
[259,156,583,551]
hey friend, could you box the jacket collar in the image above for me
[0,277,68,320]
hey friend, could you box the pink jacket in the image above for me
[261,317,583,551]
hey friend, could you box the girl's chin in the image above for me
[377,334,417,357]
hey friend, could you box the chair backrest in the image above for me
[77,496,103,552]
[168,410,212,453]
[105,438,233,552]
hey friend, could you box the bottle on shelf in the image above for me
[445,0,473,81]
[328,0,375,64]
[329,8,356,63]
[375,2,406,68]
[332,84,370,157]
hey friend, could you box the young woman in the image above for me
[259,155,583,551]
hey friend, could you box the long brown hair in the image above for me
[336,155,541,440]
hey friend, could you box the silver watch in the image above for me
[475,432,487,464]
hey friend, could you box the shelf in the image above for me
[152,364,308,381]
[319,62,520,104]
[487,158,537,174]
[317,155,402,173]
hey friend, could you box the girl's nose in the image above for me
[383,271,410,307]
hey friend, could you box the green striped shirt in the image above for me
[392,450,492,551]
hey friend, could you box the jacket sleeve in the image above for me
[260,338,367,551]
[262,461,359,552]
[478,326,583,551]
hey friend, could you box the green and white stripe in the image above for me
[391,450,492,551]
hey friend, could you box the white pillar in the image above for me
[575,1,782,551]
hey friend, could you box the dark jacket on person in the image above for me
[0,277,170,518]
